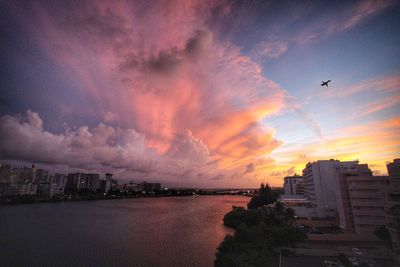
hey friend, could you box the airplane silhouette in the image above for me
[321,80,331,87]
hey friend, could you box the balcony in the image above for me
[353,209,386,216]
[348,184,382,190]
[351,201,385,207]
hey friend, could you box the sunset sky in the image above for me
[0,0,399,187]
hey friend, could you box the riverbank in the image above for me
[0,189,252,206]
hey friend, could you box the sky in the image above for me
[0,0,399,188]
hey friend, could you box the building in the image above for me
[387,158,400,188]
[126,181,140,192]
[301,160,388,226]
[16,183,37,196]
[302,160,353,218]
[11,165,36,184]
[140,182,161,192]
[41,183,63,198]
[338,175,389,233]
[0,164,12,183]
[387,190,400,261]
[386,159,400,263]
[105,173,113,193]
[66,173,100,192]
[35,169,49,184]
[52,173,67,192]
[283,174,303,196]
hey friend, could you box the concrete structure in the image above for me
[302,160,352,218]
[67,173,100,192]
[126,181,140,192]
[338,175,389,233]
[140,182,161,192]
[11,165,36,184]
[386,190,400,262]
[35,169,49,184]
[283,174,303,196]
[16,183,37,195]
[387,158,400,188]
[105,173,113,193]
[301,159,388,228]
[41,183,63,198]
[52,173,67,192]
[386,159,400,263]
[0,164,12,183]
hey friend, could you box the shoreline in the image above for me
[0,192,251,206]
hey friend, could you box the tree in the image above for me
[284,208,296,225]
[247,183,277,209]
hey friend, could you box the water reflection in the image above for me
[0,196,249,267]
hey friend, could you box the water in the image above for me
[0,195,249,267]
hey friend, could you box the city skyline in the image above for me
[0,0,399,187]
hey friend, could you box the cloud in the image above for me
[103,111,118,123]
[253,41,288,59]
[271,117,400,180]
[348,94,400,119]
[269,166,296,177]
[0,111,231,185]
[295,0,395,45]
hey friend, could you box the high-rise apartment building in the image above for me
[386,159,400,262]
[387,158,400,188]
[338,175,389,233]
[66,173,100,192]
[35,169,49,184]
[301,160,361,217]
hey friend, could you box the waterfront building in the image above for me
[11,165,36,184]
[105,173,113,193]
[127,181,140,192]
[16,182,37,195]
[66,173,100,192]
[140,182,161,192]
[41,183,63,198]
[52,173,67,192]
[0,164,12,183]
[35,169,49,184]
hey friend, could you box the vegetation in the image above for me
[338,253,353,267]
[247,183,278,209]
[374,225,392,249]
[215,183,306,267]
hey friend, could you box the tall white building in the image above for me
[302,160,372,218]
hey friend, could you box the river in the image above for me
[0,195,249,267]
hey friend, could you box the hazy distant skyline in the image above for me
[0,0,399,187]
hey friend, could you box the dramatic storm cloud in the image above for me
[1,0,399,186]
[0,0,285,186]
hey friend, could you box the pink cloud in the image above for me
[3,1,287,186]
